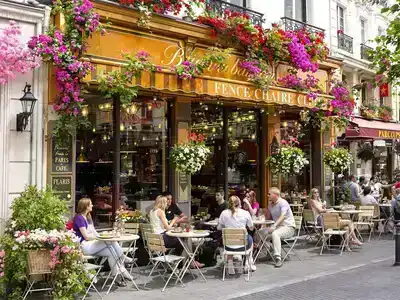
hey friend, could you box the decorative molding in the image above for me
[0,0,47,23]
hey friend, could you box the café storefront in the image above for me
[46,2,341,220]
[344,117,400,181]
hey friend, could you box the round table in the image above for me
[203,220,218,227]
[166,230,210,283]
[96,234,140,294]
[252,220,275,263]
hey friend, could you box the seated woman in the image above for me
[149,195,204,268]
[73,198,133,280]
[308,188,362,248]
[242,191,259,217]
[218,195,255,274]
[162,191,187,224]
[360,186,379,205]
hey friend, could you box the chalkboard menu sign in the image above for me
[52,139,72,173]
[271,173,279,187]
[51,175,73,202]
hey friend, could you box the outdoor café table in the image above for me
[379,203,392,231]
[331,205,343,210]
[166,230,210,283]
[97,234,140,294]
[203,220,218,227]
[329,210,363,222]
[253,220,275,263]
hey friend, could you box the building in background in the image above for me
[0,0,50,233]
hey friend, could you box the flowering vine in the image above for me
[117,0,205,27]
[98,50,160,105]
[28,0,103,146]
[0,21,39,84]
[171,46,232,80]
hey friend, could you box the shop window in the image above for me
[190,103,259,212]
[75,96,168,225]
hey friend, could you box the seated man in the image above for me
[259,187,295,268]
[211,190,228,219]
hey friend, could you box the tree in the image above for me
[370,1,400,85]
[0,21,39,84]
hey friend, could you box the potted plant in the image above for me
[323,147,353,174]
[357,142,374,162]
[265,137,309,176]
[170,133,211,175]
[0,186,90,299]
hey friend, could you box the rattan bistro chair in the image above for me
[22,250,53,300]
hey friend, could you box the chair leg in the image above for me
[222,255,226,281]
[144,260,160,288]
[162,260,185,292]
[22,280,35,300]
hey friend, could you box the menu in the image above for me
[52,139,72,173]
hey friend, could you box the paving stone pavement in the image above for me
[96,238,395,300]
[231,260,400,300]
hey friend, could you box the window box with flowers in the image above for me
[170,133,211,175]
[360,103,392,121]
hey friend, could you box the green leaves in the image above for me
[52,114,91,148]
[10,186,68,232]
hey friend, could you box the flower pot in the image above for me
[27,250,52,275]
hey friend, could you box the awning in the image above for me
[345,117,400,139]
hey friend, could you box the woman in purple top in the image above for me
[73,198,132,279]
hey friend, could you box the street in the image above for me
[100,239,397,300]
[232,260,400,300]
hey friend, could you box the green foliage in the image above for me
[370,0,400,85]
[52,114,91,148]
[323,148,353,174]
[199,47,233,71]
[357,142,374,162]
[98,51,157,105]
[10,186,68,232]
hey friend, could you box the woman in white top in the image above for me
[360,186,379,205]
[218,195,255,274]
[308,188,362,248]
[149,196,204,268]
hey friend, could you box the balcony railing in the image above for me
[281,17,325,35]
[205,0,264,27]
[360,44,373,61]
[338,32,353,53]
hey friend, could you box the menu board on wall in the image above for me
[51,139,73,173]
[51,175,73,203]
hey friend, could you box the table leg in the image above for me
[254,228,275,263]
[104,241,139,295]
[175,237,207,284]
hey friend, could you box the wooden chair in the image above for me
[144,233,185,291]
[222,228,253,281]
[302,209,322,246]
[282,216,303,262]
[354,206,374,242]
[320,213,349,256]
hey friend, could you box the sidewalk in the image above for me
[100,238,395,300]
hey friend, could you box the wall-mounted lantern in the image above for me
[16,83,37,132]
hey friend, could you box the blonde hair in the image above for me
[269,187,280,197]
[228,195,241,215]
[76,198,93,223]
[310,188,319,200]
[153,195,168,211]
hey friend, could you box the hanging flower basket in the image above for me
[323,147,353,174]
[265,144,309,176]
[170,133,211,175]
[357,142,374,162]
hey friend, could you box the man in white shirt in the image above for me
[260,187,295,268]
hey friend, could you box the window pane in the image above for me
[229,0,243,6]
[295,0,307,22]
[284,0,293,18]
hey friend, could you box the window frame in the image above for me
[360,18,366,44]
[337,5,345,32]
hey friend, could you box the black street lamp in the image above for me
[16,83,37,132]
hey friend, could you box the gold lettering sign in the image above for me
[212,82,316,107]
[378,130,400,139]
